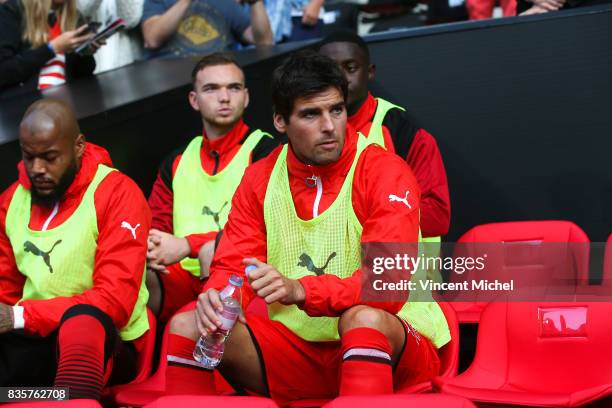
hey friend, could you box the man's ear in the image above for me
[75,133,86,159]
[273,113,287,134]
[244,88,250,109]
[188,91,200,111]
[368,63,376,82]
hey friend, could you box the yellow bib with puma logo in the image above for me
[5,164,149,341]
[173,130,271,276]
[264,136,450,347]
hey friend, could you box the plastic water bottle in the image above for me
[193,274,243,368]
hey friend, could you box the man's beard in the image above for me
[31,160,78,207]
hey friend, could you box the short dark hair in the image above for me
[271,50,348,122]
[191,53,243,87]
[318,30,370,61]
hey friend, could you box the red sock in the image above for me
[166,334,215,395]
[339,327,393,396]
[54,315,106,399]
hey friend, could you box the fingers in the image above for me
[249,266,277,291]
[243,257,265,268]
[196,290,223,335]
[71,32,95,49]
[238,310,247,324]
[148,262,169,274]
[75,24,89,34]
[302,15,317,26]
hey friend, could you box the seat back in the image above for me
[603,234,612,283]
[450,221,590,322]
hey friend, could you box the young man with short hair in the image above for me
[146,53,277,323]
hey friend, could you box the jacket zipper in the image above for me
[41,202,59,231]
[313,176,322,217]
[211,150,220,175]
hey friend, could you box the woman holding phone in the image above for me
[0,0,102,97]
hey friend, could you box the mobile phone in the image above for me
[84,21,102,35]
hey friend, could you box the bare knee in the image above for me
[338,306,405,357]
[168,310,199,340]
[338,305,387,335]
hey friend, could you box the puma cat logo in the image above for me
[297,252,337,276]
[121,221,140,239]
[202,201,228,231]
[23,240,62,274]
[388,190,412,209]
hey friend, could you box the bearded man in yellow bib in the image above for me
[0,99,150,400]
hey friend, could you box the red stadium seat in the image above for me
[114,297,269,406]
[2,400,102,408]
[134,307,158,383]
[323,394,476,408]
[603,234,612,283]
[434,298,612,406]
[105,307,157,401]
[143,395,279,408]
[113,318,171,406]
[450,220,590,323]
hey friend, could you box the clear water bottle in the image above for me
[193,274,243,368]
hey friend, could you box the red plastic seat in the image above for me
[323,394,476,408]
[114,297,270,406]
[3,400,102,408]
[603,234,612,283]
[104,307,157,401]
[450,221,590,323]
[133,307,158,383]
[143,395,279,408]
[434,298,612,406]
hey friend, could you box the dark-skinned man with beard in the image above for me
[0,99,150,400]
[161,51,449,404]
[318,31,451,243]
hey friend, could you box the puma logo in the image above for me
[24,240,62,274]
[297,252,337,276]
[121,221,140,239]
[388,190,412,209]
[202,201,228,231]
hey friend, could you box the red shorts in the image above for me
[244,313,440,407]
[157,263,203,323]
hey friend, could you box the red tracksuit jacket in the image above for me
[205,126,420,316]
[349,93,450,238]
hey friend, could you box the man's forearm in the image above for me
[250,1,273,46]
[142,0,192,49]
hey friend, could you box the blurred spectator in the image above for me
[518,0,611,14]
[466,0,516,19]
[0,0,100,98]
[78,0,145,73]
[289,0,325,40]
[263,0,359,44]
[141,0,272,59]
